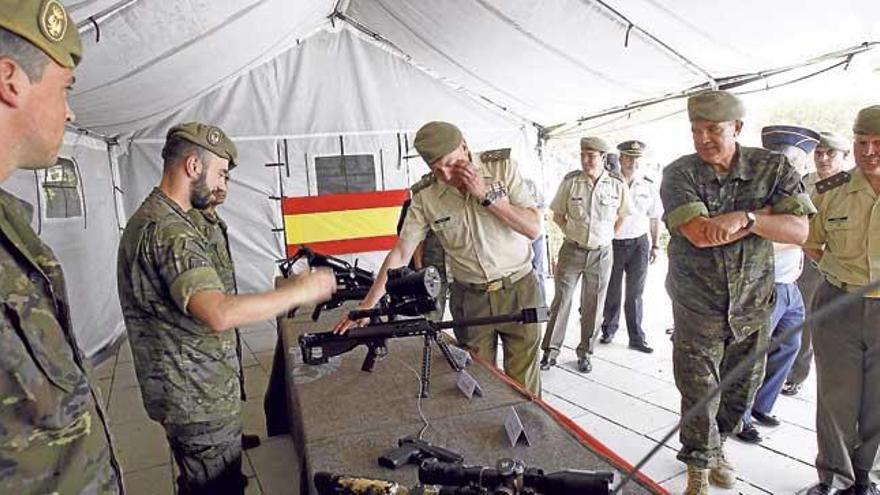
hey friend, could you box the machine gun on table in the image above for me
[314,458,614,494]
[278,246,375,320]
[298,265,549,397]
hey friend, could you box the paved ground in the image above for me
[98,255,821,494]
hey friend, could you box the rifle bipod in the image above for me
[418,331,464,398]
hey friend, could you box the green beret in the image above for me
[853,105,880,135]
[687,90,746,122]
[617,140,646,156]
[580,136,609,153]
[414,121,463,165]
[0,0,82,69]
[167,122,238,169]
[817,131,849,151]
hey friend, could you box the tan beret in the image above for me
[414,121,463,165]
[817,131,849,151]
[580,136,610,153]
[167,122,238,169]
[687,90,746,122]
[0,0,82,69]
[853,105,880,135]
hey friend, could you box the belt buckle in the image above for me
[486,280,504,292]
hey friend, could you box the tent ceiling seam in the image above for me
[76,0,142,33]
[335,8,544,133]
[77,15,334,133]
[545,42,879,138]
[475,0,638,92]
[582,0,716,86]
[74,0,272,97]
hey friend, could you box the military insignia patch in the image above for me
[206,127,223,146]
[815,171,851,194]
[40,0,68,43]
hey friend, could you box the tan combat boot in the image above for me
[684,465,709,495]
[709,449,737,488]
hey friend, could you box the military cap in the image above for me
[617,140,647,157]
[853,105,880,135]
[580,136,610,153]
[761,125,820,153]
[817,131,849,151]
[687,90,746,122]
[167,122,238,169]
[414,121,463,165]
[0,0,82,69]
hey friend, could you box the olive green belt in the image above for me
[456,265,533,293]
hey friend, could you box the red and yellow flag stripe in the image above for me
[283,190,409,255]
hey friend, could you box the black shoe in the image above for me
[735,423,762,444]
[751,411,781,427]
[577,357,592,373]
[628,342,654,354]
[242,433,261,450]
[599,334,613,344]
[806,483,833,495]
[539,354,556,371]
[781,381,801,396]
[854,483,880,495]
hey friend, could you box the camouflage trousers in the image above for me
[165,415,244,495]
[672,302,767,468]
[449,269,542,397]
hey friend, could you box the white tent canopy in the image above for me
[4,0,875,356]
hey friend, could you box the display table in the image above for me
[266,306,664,494]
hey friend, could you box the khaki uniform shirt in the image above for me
[117,189,239,425]
[399,151,536,284]
[662,145,815,340]
[550,169,630,249]
[616,174,661,240]
[804,168,880,297]
[804,171,819,197]
[0,189,121,493]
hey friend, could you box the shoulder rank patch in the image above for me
[563,169,582,180]
[410,172,436,194]
[479,148,511,162]
[815,171,851,194]
[607,170,624,182]
[642,176,654,184]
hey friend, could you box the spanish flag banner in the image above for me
[282,189,410,256]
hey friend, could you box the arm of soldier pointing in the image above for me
[332,235,421,334]
[188,268,336,333]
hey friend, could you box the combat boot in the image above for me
[709,449,737,488]
[684,465,709,495]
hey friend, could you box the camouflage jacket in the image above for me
[188,209,236,293]
[0,188,121,493]
[661,145,815,340]
[117,189,239,424]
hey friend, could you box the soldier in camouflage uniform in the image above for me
[0,2,123,493]
[336,122,544,396]
[117,122,334,495]
[661,91,814,494]
[187,187,262,451]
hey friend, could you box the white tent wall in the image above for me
[2,132,126,357]
[119,26,539,299]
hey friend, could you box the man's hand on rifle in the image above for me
[332,304,371,334]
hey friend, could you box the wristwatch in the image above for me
[744,211,756,231]
[480,190,498,207]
